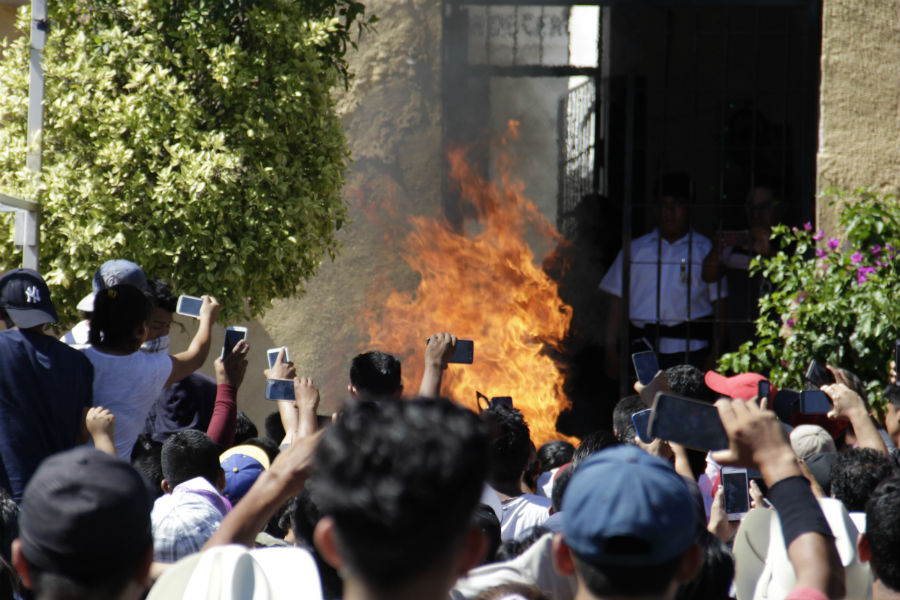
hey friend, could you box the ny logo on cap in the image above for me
[25,285,40,304]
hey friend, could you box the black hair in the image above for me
[233,411,258,445]
[656,172,693,203]
[536,440,575,472]
[27,558,142,600]
[572,430,620,467]
[830,448,898,512]
[883,383,900,410]
[161,430,222,489]
[264,411,286,445]
[0,489,18,563]
[865,477,900,591]
[310,398,488,588]
[88,284,152,349]
[665,365,716,403]
[551,464,574,513]
[495,526,550,562]
[289,488,343,599]
[349,351,402,398]
[613,395,646,444]
[674,530,734,600]
[244,436,280,464]
[481,404,533,485]
[471,504,501,565]
[130,434,164,501]
[573,551,684,597]
[146,279,177,313]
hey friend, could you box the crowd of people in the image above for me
[0,257,898,600]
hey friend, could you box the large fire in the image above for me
[360,122,576,446]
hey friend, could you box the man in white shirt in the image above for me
[601,173,727,375]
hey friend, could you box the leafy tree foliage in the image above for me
[0,0,372,321]
[719,188,900,403]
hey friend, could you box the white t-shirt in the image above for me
[599,228,727,354]
[61,320,91,349]
[81,346,173,459]
[496,492,552,542]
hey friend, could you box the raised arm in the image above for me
[821,382,888,454]
[86,406,117,456]
[712,399,844,599]
[418,332,457,398]
[166,296,220,386]
[204,432,321,549]
[207,339,249,446]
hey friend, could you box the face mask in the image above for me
[141,334,170,354]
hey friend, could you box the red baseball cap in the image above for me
[704,371,777,401]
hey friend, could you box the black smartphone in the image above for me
[894,339,900,373]
[491,396,513,409]
[757,380,770,400]
[773,389,800,423]
[805,359,835,388]
[722,467,750,520]
[631,408,653,444]
[799,389,832,414]
[632,351,660,385]
[448,339,474,364]
[221,326,248,359]
[649,393,729,451]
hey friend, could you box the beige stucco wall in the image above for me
[817,0,900,233]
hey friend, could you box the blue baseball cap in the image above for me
[76,259,147,312]
[220,445,270,504]
[562,445,698,567]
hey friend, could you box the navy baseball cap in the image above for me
[76,259,147,312]
[18,447,152,583]
[562,445,698,567]
[0,268,58,328]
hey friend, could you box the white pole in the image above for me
[21,0,46,270]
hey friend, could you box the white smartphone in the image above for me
[721,466,750,521]
[267,346,290,369]
[175,295,203,318]
[221,326,248,358]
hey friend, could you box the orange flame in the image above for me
[360,122,576,446]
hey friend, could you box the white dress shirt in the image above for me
[599,228,727,354]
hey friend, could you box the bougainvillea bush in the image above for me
[719,188,900,402]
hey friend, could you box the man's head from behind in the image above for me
[480,404,533,487]
[348,351,403,401]
[12,447,152,600]
[553,445,702,599]
[859,477,900,591]
[161,430,224,493]
[0,268,58,330]
[310,398,488,593]
[830,447,897,512]
[613,395,646,444]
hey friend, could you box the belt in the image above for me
[630,319,713,343]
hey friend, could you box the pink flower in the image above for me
[785,318,796,328]
[877,260,887,268]
[857,266,877,284]
[792,226,798,234]
[851,252,863,263]
[872,245,882,254]
[827,238,839,251]
[803,222,812,231]
[816,248,827,258]
[812,230,824,242]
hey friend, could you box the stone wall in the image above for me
[817,0,900,232]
